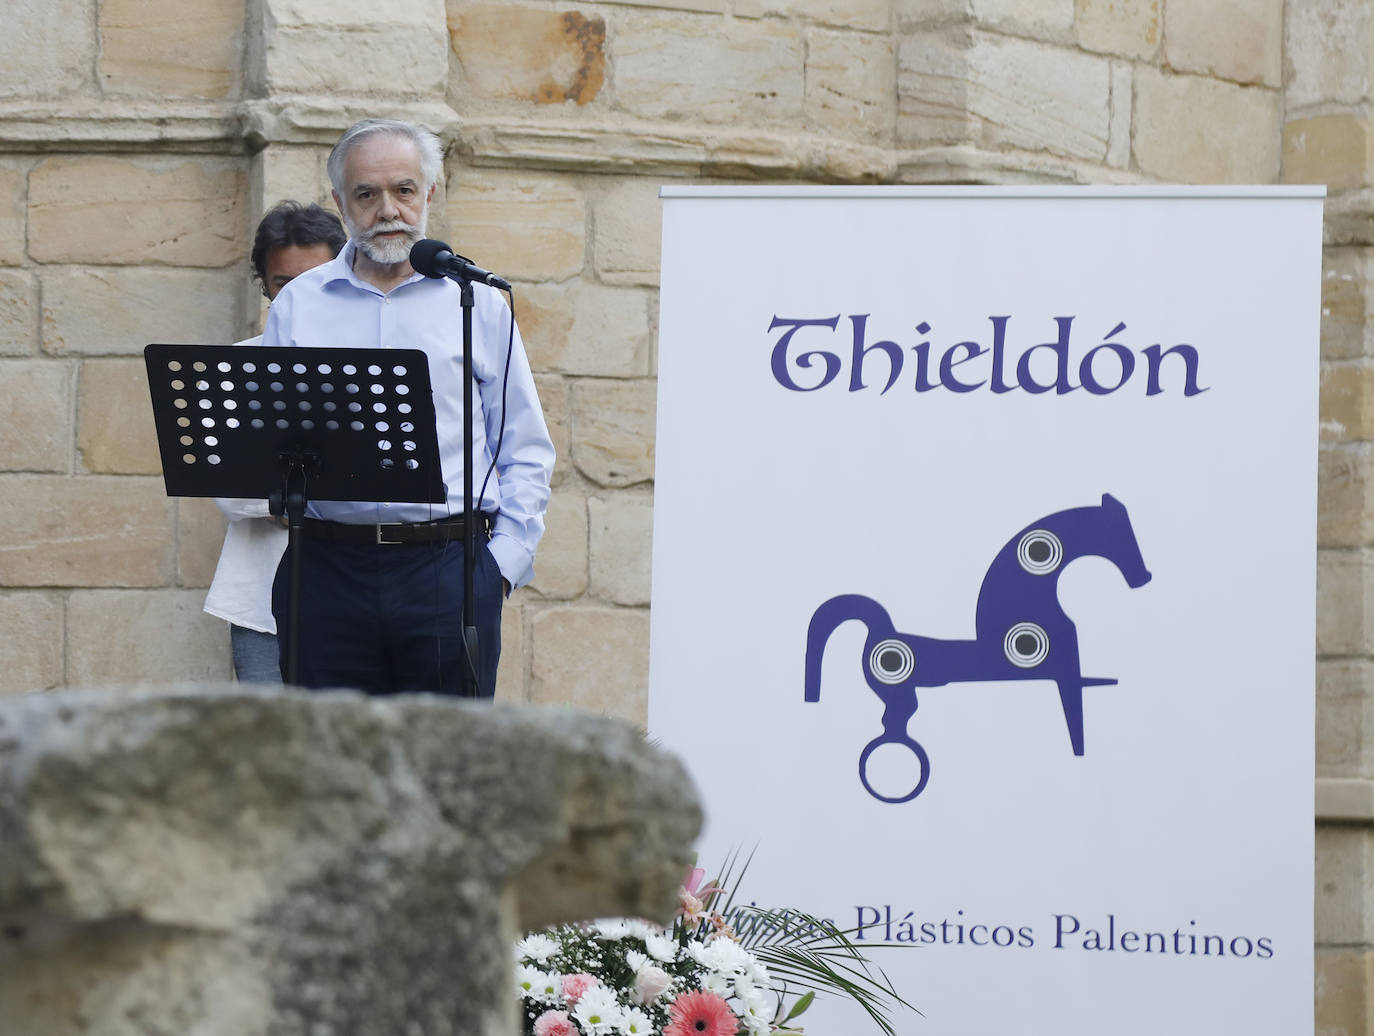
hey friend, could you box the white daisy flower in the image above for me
[738,987,773,1028]
[701,970,731,997]
[618,1005,655,1035]
[644,932,677,963]
[691,937,751,976]
[625,949,649,973]
[593,918,633,940]
[515,933,560,964]
[746,957,771,987]
[513,962,545,997]
[572,985,623,1036]
[622,919,660,940]
[528,969,564,1006]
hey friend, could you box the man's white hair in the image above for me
[327,119,444,193]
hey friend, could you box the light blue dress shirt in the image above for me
[261,240,555,589]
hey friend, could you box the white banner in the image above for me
[648,186,1323,1035]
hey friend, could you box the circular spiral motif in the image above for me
[1017,529,1064,575]
[868,639,916,684]
[1003,622,1050,668]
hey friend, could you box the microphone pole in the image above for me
[411,240,510,697]
[459,275,479,698]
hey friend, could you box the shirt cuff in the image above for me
[487,531,534,591]
[216,497,272,520]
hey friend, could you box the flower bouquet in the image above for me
[513,857,909,1035]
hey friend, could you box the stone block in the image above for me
[263,0,449,96]
[736,0,887,31]
[0,0,96,98]
[449,5,606,106]
[1286,0,1372,109]
[898,26,972,146]
[77,357,161,475]
[1164,0,1281,86]
[254,145,332,214]
[592,181,663,285]
[513,283,573,368]
[614,13,804,125]
[0,476,174,588]
[972,0,1075,40]
[495,599,526,701]
[29,157,247,268]
[1317,547,1374,656]
[898,29,1111,161]
[1133,67,1280,182]
[0,161,28,267]
[1322,360,1374,443]
[445,172,584,282]
[1316,947,1374,1035]
[1075,0,1161,59]
[1283,115,1372,192]
[0,687,699,1033]
[179,497,228,590]
[570,379,656,488]
[67,590,230,684]
[531,606,650,723]
[0,360,72,473]
[1318,659,1370,776]
[264,24,448,99]
[589,493,653,606]
[527,282,652,377]
[99,0,245,99]
[805,28,898,144]
[0,592,63,694]
[1323,248,1374,361]
[42,266,241,356]
[535,373,570,488]
[0,270,40,355]
[1320,444,1374,547]
[529,490,588,600]
[1317,826,1374,943]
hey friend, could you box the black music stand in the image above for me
[144,344,446,686]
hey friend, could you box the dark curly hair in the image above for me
[250,201,347,285]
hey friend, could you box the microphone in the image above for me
[409,238,512,291]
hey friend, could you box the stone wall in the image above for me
[2,0,1373,1028]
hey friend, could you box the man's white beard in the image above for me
[351,207,428,266]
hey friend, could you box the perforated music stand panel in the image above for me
[144,344,446,504]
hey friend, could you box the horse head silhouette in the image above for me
[804,494,1151,803]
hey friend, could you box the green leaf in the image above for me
[782,990,815,1022]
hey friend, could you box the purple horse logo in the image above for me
[804,494,1151,803]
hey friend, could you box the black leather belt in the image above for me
[302,514,492,545]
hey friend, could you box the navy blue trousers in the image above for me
[272,536,502,697]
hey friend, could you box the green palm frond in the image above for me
[699,846,918,1035]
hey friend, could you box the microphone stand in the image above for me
[457,273,481,699]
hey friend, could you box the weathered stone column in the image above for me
[0,686,701,1036]
[1285,0,1374,1030]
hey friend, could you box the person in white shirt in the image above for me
[203,201,347,682]
[260,118,555,696]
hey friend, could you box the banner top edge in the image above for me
[657,185,1327,199]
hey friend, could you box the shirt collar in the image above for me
[323,239,429,294]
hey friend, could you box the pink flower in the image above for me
[684,867,723,903]
[679,867,723,921]
[663,989,739,1036]
[561,972,599,1007]
[679,888,706,923]
[633,964,672,1004]
[533,1009,576,1036]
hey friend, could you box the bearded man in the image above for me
[260,118,555,696]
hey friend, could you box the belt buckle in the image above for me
[376,523,405,545]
